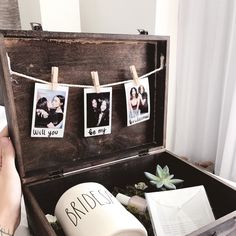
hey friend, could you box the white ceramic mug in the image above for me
[55,182,147,236]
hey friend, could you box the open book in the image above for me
[145,185,215,236]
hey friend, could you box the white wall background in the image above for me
[79,0,156,34]
[18,0,81,32]
[40,0,81,32]
[18,0,41,30]
[155,0,179,150]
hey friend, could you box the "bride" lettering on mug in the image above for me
[65,189,114,226]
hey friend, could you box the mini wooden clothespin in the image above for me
[91,71,100,93]
[129,65,140,86]
[51,67,59,90]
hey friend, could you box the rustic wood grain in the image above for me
[0,0,21,30]
[0,31,168,181]
[1,31,236,236]
[0,34,25,176]
[26,151,236,236]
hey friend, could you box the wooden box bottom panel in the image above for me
[24,151,236,236]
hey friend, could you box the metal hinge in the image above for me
[138,149,149,157]
[48,169,64,179]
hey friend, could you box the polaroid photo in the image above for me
[124,77,150,126]
[31,83,69,138]
[84,87,112,137]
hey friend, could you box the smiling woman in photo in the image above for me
[138,85,148,114]
[87,97,99,128]
[96,98,110,127]
[35,97,50,128]
[47,95,65,129]
[129,87,140,119]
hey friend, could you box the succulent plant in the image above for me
[144,165,184,190]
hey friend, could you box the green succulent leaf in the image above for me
[150,180,158,186]
[169,178,184,184]
[166,174,174,180]
[164,182,176,190]
[144,172,160,181]
[156,165,165,178]
[145,165,184,190]
[163,165,170,175]
[156,182,164,189]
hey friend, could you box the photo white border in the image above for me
[31,83,69,138]
[124,77,150,126]
[84,87,112,137]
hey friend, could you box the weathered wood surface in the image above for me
[0,0,21,30]
[0,31,168,182]
[26,151,236,236]
[1,31,236,236]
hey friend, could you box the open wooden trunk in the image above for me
[0,30,235,236]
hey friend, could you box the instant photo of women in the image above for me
[84,87,112,137]
[125,77,150,126]
[31,83,69,138]
[35,95,65,128]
